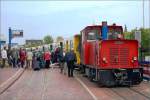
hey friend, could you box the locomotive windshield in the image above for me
[108,29,122,39]
[87,30,99,40]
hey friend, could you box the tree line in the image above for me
[124,28,150,50]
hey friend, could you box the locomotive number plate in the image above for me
[114,41,124,44]
[133,69,139,72]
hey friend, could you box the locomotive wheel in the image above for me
[89,68,95,82]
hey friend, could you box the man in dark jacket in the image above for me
[65,49,76,77]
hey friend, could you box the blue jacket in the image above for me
[65,51,76,63]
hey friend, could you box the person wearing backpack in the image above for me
[65,48,76,77]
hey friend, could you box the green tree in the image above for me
[124,28,150,48]
[124,31,134,39]
[140,28,150,49]
[43,35,53,44]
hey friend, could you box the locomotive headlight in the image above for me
[102,57,107,63]
[132,57,137,63]
[102,57,106,61]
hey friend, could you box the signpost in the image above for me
[8,27,23,50]
[9,27,11,50]
[11,30,23,38]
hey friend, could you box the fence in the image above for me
[140,61,150,81]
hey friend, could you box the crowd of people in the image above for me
[0,46,77,77]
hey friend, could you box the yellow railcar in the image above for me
[73,34,81,65]
[64,35,81,65]
[65,40,73,52]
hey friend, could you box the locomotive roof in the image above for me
[81,25,123,32]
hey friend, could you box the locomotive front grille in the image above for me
[120,48,129,65]
[109,47,129,66]
[110,48,119,65]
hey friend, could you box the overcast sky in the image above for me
[0,1,150,44]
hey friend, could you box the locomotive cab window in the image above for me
[108,29,122,39]
[87,32,96,40]
[87,30,99,40]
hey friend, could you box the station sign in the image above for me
[11,30,23,38]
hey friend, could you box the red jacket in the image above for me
[19,50,26,61]
[44,51,51,61]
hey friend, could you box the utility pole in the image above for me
[8,27,12,50]
[143,0,145,28]
[149,0,150,29]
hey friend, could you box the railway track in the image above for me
[129,87,150,100]
[110,86,150,100]
[109,88,127,100]
[75,71,150,100]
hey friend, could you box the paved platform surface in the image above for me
[0,68,93,100]
[0,67,150,100]
[0,68,19,85]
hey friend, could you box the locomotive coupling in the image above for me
[113,69,128,84]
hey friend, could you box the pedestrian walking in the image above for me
[43,49,51,69]
[26,48,33,69]
[54,47,59,63]
[7,49,13,66]
[57,47,64,73]
[17,49,21,68]
[11,48,18,68]
[62,50,67,75]
[32,48,40,71]
[38,50,45,69]
[1,47,7,68]
[51,51,55,64]
[19,48,26,68]
[63,62,67,75]
[65,49,77,77]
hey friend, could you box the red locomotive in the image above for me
[78,21,143,86]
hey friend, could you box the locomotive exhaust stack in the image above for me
[102,21,108,40]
